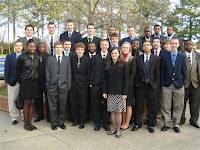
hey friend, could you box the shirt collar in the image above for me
[153,33,160,38]
[101,51,108,58]
[26,36,33,40]
[56,53,63,61]
[170,50,178,56]
[89,52,96,58]
[129,36,136,41]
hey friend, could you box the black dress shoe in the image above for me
[51,125,57,130]
[58,124,66,129]
[103,126,110,131]
[173,127,181,133]
[34,117,44,122]
[24,125,33,131]
[79,123,84,129]
[108,130,117,135]
[190,123,200,128]
[131,125,141,131]
[72,122,78,126]
[94,126,100,131]
[148,127,154,133]
[12,120,17,125]
[161,126,170,131]
[115,134,121,138]
[30,124,37,130]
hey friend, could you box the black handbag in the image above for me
[15,95,24,110]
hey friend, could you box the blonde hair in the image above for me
[121,42,133,63]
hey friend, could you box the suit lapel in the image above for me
[148,54,153,71]
[139,55,145,73]
[53,56,59,73]
[46,35,50,50]
[174,53,181,70]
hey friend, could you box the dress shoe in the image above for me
[24,125,33,131]
[173,127,181,133]
[148,127,154,133]
[71,122,78,126]
[190,123,200,128]
[94,126,100,131]
[161,126,170,131]
[108,130,117,135]
[58,124,66,129]
[103,126,110,131]
[30,124,37,130]
[79,123,84,129]
[34,117,44,122]
[131,125,141,131]
[51,125,57,130]
[12,120,17,125]
[115,134,121,138]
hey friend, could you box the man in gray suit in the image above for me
[46,41,71,130]
[18,24,40,52]
[41,22,59,55]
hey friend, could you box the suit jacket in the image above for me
[121,37,142,52]
[135,54,160,90]
[41,34,59,55]
[161,51,187,88]
[103,62,129,95]
[82,36,101,53]
[46,55,71,93]
[63,50,77,61]
[4,53,18,86]
[18,36,40,52]
[60,31,82,51]
[140,36,153,45]
[71,55,91,88]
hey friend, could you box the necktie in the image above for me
[77,58,80,68]
[172,54,176,66]
[103,55,106,59]
[188,54,192,68]
[65,51,69,57]
[68,32,72,38]
[58,56,61,73]
[155,50,158,56]
[88,38,92,43]
[50,36,53,55]
[144,56,149,82]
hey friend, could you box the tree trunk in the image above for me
[12,13,16,42]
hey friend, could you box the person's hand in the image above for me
[122,95,127,100]
[103,94,107,99]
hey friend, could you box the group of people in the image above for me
[4,20,200,139]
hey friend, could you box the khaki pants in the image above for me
[162,84,184,127]
[8,83,23,121]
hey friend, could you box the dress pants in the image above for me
[47,88,68,126]
[91,86,110,127]
[135,82,157,127]
[86,87,92,121]
[70,86,88,123]
[35,81,50,120]
[181,83,200,124]
[67,90,73,121]
[162,84,184,127]
[7,83,23,121]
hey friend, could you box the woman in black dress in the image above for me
[16,39,40,131]
[120,42,136,130]
[103,47,129,138]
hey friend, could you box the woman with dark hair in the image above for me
[103,47,129,138]
[120,42,136,130]
[16,39,40,131]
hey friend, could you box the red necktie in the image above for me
[156,50,158,56]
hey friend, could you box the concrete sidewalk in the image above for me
[0,109,199,150]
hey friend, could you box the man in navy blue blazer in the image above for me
[60,20,82,51]
[4,40,23,125]
[151,25,166,42]
[161,38,187,133]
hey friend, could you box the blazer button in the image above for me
[58,81,60,82]
[173,73,175,75]
[172,78,174,81]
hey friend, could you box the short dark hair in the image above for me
[67,20,74,23]
[27,39,35,46]
[25,24,34,31]
[87,23,95,28]
[153,37,161,44]
[39,42,46,46]
[14,40,22,46]
[48,22,56,27]
[143,41,152,46]
[110,33,119,39]
[154,24,161,29]
[184,40,192,44]
[144,27,150,31]
[63,39,72,44]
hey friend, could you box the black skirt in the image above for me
[19,80,41,100]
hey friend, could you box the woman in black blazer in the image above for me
[16,39,40,131]
[103,47,129,138]
[120,42,136,130]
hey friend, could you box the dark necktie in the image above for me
[188,54,192,68]
[144,56,149,82]
[50,36,53,55]
[68,32,72,38]
[77,58,80,68]
[58,56,61,73]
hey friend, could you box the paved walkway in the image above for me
[0,107,199,150]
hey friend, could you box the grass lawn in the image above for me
[0,85,7,96]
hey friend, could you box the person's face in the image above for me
[122,44,130,54]
[153,39,161,50]
[63,41,71,51]
[108,27,116,36]
[88,43,96,54]
[66,22,74,32]
[14,42,23,53]
[48,24,56,35]
[184,41,193,53]
[111,49,120,61]
[167,27,173,36]
[154,26,161,35]
[87,25,95,35]
[144,28,151,38]
[128,27,135,37]
[25,26,34,37]
[75,47,85,57]
[55,45,63,55]
[143,42,152,53]
[132,41,140,51]
[27,42,36,54]
[171,39,180,51]
[111,37,119,46]
[39,44,46,54]
[100,41,109,52]
[163,43,171,51]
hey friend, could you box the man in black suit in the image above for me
[34,43,51,123]
[140,27,153,45]
[82,23,101,53]
[132,41,160,133]
[107,26,116,47]
[60,20,82,51]
[46,41,71,130]
[166,26,183,51]
[90,39,111,131]
[151,25,165,43]
[132,40,143,56]
[70,42,91,129]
